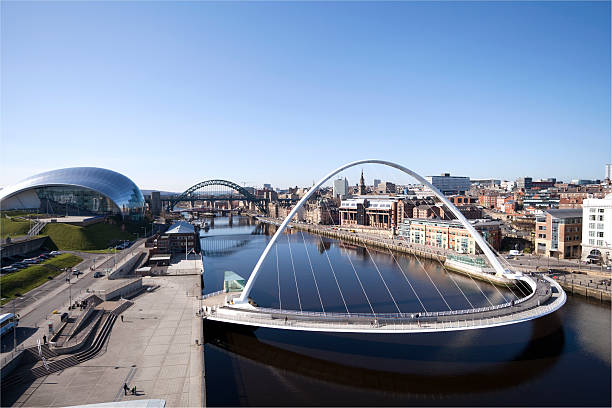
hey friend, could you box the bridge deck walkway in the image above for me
[203,276,564,333]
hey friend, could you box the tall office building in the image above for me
[606,164,612,181]
[333,177,349,198]
[425,173,470,195]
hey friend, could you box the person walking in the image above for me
[43,335,47,345]
[131,385,137,395]
[121,315,124,322]
[123,383,129,396]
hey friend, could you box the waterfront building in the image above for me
[425,173,470,195]
[304,199,339,225]
[373,179,381,188]
[152,221,198,253]
[535,209,582,259]
[339,196,405,229]
[581,194,612,265]
[333,177,349,199]
[0,167,145,219]
[397,218,501,254]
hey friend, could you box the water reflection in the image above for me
[202,217,611,407]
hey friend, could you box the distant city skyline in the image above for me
[1,1,610,191]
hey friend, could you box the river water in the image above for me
[201,216,611,406]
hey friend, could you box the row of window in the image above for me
[589,208,606,213]
[588,231,605,238]
[588,223,605,230]
[588,239,606,246]
[589,215,605,221]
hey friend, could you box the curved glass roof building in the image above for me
[0,167,145,218]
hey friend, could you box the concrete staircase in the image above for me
[27,221,47,237]
[1,312,120,389]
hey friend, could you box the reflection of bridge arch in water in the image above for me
[204,160,566,333]
[200,237,251,257]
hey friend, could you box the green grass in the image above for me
[0,216,31,239]
[0,253,82,305]
[42,222,136,251]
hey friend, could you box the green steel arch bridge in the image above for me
[164,179,270,214]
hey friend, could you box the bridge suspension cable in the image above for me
[383,245,428,313]
[406,193,510,305]
[317,233,350,314]
[300,230,326,314]
[364,246,402,314]
[321,200,376,315]
[276,243,281,312]
[286,234,302,313]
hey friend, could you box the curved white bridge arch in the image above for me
[202,159,566,333]
[238,159,513,305]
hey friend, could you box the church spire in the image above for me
[359,169,366,195]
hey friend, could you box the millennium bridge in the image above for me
[202,159,566,333]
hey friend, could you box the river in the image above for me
[200,216,611,406]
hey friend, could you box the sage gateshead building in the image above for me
[0,167,145,219]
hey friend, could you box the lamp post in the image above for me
[65,268,72,307]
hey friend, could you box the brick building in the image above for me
[535,209,582,259]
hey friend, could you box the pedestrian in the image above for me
[43,335,47,344]
[131,386,136,395]
[121,315,124,322]
[123,383,129,396]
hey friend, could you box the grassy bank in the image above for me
[42,222,136,251]
[0,253,82,304]
[0,215,31,239]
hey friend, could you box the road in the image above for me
[0,251,112,353]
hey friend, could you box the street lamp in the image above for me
[65,268,72,307]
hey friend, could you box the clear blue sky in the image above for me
[1,1,610,191]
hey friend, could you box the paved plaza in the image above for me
[7,275,204,407]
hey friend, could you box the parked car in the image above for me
[93,271,102,278]
[11,263,27,269]
[1,267,18,273]
[49,251,61,255]
[72,269,82,276]
[23,259,39,265]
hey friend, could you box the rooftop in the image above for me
[545,208,583,218]
[165,221,195,234]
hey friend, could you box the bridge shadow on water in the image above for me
[204,311,567,406]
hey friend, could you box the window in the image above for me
[598,223,604,229]
[597,240,604,246]
[590,208,597,213]
[598,215,604,221]
[599,208,605,213]
[590,215,596,220]
[598,232,604,238]
[589,231,596,237]
[589,239,595,245]
[589,223,596,229]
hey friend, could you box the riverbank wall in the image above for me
[557,280,611,303]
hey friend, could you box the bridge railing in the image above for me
[202,290,224,300]
[209,297,564,332]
